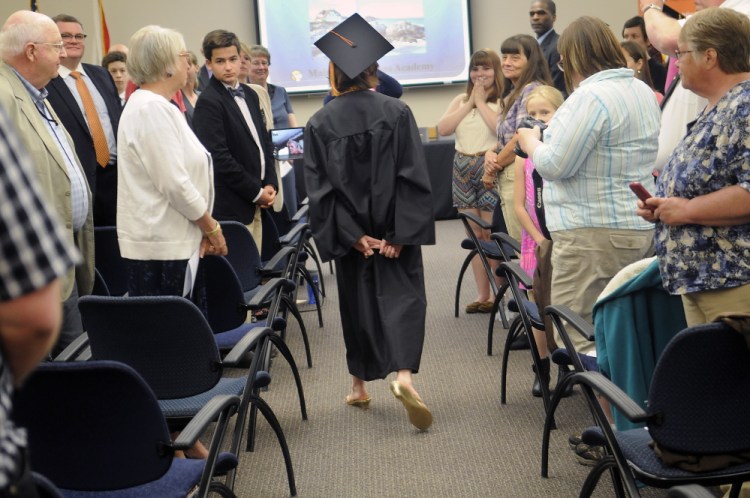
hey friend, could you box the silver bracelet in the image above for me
[643,3,663,14]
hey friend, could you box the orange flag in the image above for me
[98,0,110,54]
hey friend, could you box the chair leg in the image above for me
[303,241,326,298]
[579,456,615,498]
[496,282,510,329]
[268,334,308,420]
[248,393,297,497]
[208,482,237,498]
[297,265,323,327]
[541,371,576,477]
[454,250,476,318]
[500,316,522,404]
[280,296,312,368]
[487,290,506,356]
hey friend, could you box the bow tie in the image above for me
[228,85,245,99]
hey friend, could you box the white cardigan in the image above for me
[117,89,213,260]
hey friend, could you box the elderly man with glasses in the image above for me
[0,10,94,356]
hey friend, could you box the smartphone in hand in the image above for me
[629,182,655,210]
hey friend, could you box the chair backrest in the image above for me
[221,220,264,292]
[202,255,249,333]
[490,232,521,263]
[499,261,542,333]
[647,321,750,455]
[94,226,129,295]
[13,361,172,491]
[78,295,223,398]
[458,212,500,294]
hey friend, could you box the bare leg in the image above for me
[345,375,370,404]
[532,327,548,359]
[171,431,209,459]
[461,208,493,303]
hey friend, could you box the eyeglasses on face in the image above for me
[61,33,87,41]
[674,49,694,59]
[34,41,65,54]
[529,9,549,17]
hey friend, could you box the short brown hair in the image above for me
[201,29,240,61]
[52,14,82,26]
[248,44,271,64]
[558,16,627,93]
[680,7,750,74]
[101,50,126,68]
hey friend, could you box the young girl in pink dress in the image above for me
[511,85,564,396]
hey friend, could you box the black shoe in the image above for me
[553,365,574,398]
[509,330,530,350]
[574,442,605,466]
[531,358,551,397]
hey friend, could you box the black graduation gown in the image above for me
[304,90,435,381]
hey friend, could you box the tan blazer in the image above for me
[0,63,94,299]
[248,83,285,213]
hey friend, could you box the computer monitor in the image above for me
[271,127,305,160]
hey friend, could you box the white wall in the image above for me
[1,0,639,127]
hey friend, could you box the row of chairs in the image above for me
[455,214,750,497]
[19,205,326,496]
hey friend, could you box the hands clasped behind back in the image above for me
[353,235,402,259]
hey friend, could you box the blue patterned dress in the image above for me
[655,80,750,294]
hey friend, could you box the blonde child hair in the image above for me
[525,85,564,113]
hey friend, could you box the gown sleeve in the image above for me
[387,106,436,246]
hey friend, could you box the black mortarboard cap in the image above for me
[314,13,394,79]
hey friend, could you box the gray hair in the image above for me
[0,11,55,61]
[127,25,185,85]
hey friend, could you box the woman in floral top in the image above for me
[637,7,750,326]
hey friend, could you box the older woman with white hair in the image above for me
[117,24,228,459]
[117,25,226,317]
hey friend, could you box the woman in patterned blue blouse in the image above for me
[636,7,750,327]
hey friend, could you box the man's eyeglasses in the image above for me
[61,33,87,41]
[674,49,694,59]
[34,42,65,54]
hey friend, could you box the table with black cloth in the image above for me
[291,138,458,220]
[423,138,458,220]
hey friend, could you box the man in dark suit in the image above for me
[197,60,211,92]
[193,29,277,249]
[622,16,668,93]
[529,0,566,96]
[46,14,121,227]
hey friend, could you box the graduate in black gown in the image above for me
[304,14,436,430]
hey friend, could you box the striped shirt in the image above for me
[14,69,89,231]
[532,69,660,231]
[0,106,78,487]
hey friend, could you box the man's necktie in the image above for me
[70,71,110,167]
[228,85,245,99]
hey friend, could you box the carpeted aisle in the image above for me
[226,219,693,498]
